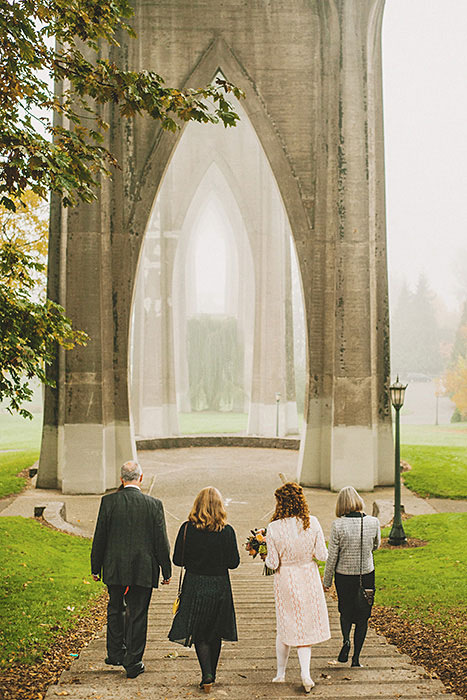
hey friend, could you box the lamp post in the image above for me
[275,392,281,437]
[388,376,408,545]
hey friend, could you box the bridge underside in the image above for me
[37,0,393,494]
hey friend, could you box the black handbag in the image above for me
[356,514,375,613]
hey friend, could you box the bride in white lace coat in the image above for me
[265,482,330,693]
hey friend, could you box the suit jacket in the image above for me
[91,486,172,588]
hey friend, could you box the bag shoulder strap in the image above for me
[177,522,188,596]
[359,513,364,587]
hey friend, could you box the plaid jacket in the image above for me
[323,514,381,588]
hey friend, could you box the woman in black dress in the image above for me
[168,486,240,693]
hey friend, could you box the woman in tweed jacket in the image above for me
[323,486,381,667]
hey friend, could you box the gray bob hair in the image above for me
[121,460,142,482]
[335,486,364,517]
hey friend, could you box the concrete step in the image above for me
[45,574,461,700]
[46,684,451,700]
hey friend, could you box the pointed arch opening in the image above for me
[129,88,306,439]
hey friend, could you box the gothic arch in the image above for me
[127,36,309,284]
[38,1,393,494]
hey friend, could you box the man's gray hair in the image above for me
[121,460,142,482]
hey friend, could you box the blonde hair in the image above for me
[188,487,227,532]
[335,486,364,517]
[271,482,310,530]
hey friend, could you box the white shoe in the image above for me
[301,676,315,693]
[272,675,285,683]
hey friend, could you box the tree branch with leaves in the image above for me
[0,0,243,211]
[0,0,243,416]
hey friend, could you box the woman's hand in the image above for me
[323,585,330,592]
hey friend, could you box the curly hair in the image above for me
[271,482,310,530]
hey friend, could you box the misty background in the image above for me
[382,0,467,423]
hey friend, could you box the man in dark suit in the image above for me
[91,460,172,678]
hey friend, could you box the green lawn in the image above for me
[401,445,467,499]
[178,411,249,434]
[0,517,102,666]
[0,450,39,499]
[375,513,467,640]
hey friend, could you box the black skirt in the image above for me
[335,570,375,623]
[168,571,238,646]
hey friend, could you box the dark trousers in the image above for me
[107,585,153,670]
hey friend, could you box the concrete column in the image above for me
[297,0,392,490]
[284,235,300,434]
[173,250,191,413]
[130,198,179,437]
[38,64,137,494]
[247,152,298,436]
[37,192,66,489]
[39,196,133,494]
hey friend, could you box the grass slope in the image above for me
[375,513,467,640]
[402,444,467,499]
[0,451,39,499]
[0,517,102,666]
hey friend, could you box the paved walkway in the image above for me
[2,446,452,534]
[2,447,463,699]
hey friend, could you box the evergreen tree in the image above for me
[450,300,467,364]
[391,274,442,377]
[187,315,244,412]
[390,281,414,376]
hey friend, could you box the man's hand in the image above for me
[162,578,171,585]
[92,574,101,582]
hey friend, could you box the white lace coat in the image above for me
[265,516,331,646]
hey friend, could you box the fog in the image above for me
[382,0,467,312]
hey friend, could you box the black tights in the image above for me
[194,638,222,682]
[340,614,369,663]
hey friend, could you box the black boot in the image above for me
[337,640,350,663]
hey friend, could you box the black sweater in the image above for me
[173,521,240,576]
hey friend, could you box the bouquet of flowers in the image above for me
[244,528,275,576]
